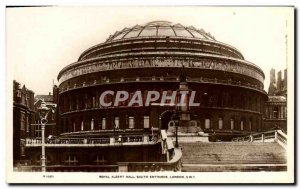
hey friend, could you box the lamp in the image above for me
[171,111,180,148]
[37,101,54,172]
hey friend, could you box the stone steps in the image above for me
[180,142,286,171]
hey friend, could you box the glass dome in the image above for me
[106,21,216,42]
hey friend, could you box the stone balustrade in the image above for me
[232,130,287,148]
[25,134,159,147]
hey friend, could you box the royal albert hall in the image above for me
[57,21,268,141]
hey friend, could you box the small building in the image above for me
[33,88,58,138]
[264,69,287,132]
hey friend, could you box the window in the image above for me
[21,95,26,104]
[144,116,150,129]
[284,107,287,118]
[35,120,41,137]
[102,118,106,130]
[129,117,134,129]
[249,120,252,131]
[241,120,244,131]
[76,96,79,110]
[91,119,94,130]
[230,119,234,130]
[70,99,73,110]
[26,116,29,132]
[20,113,25,131]
[273,107,279,118]
[73,122,76,132]
[205,118,210,129]
[92,97,96,108]
[114,117,119,129]
[81,121,84,131]
[17,90,21,97]
[218,118,223,129]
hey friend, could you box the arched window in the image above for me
[76,96,79,110]
[230,118,234,130]
[91,119,94,130]
[143,116,150,129]
[81,121,84,131]
[114,117,120,129]
[84,93,88,109]
[102,118,106,130]
[241,120,244,131]
[218,117,223,129]
[129,116,134,129]
[92,96,96,108]
[20,113,25,131]
[205,118,210,129]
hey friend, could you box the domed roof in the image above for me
[106,21,216,42]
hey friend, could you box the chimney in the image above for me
[277,70,282,91]
[268,68,277,95]
[270,68,276,84]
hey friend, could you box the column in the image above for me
[269,107,272,119]
[281,106,284,119]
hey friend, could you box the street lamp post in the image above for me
[171,111,180,148]
[41,122,46,172]
[38,101,54,172]
[175,120,179,148]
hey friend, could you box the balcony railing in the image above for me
[232,130,287,149]
[59,128,147,136]
[59,76,264,94]
[25,134,159,147]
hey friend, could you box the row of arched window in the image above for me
[203,117,259,132]
[60,90,263,113]
[61,116,151,133]
[60,115,259,133]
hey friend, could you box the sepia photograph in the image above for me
[6,6,294,184]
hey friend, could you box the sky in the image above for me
[6,7,293,95]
